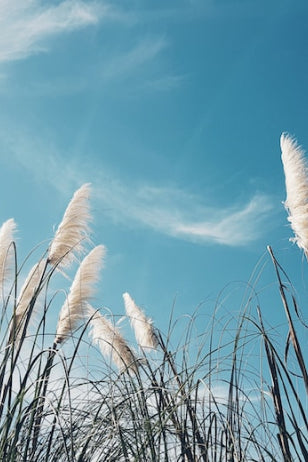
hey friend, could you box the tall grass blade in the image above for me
[267,245,308,395]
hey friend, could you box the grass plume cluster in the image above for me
[0,134,307,460]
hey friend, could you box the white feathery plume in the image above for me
[281,133,308,256]
[87,305,137,372]
[9,259,47,341]
[0,218,17,291]
[123,292,158,350]
[48,183,92,269]
[55,245,105,345]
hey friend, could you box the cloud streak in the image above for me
[101,36,168,81]
[0,0,106,63]
[96,183,274,246]
[99,36,185,93]
[0,2,182,94]
[0,128,274,248]
[173,194,273,245]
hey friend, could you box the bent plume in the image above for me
[0,218,17,292]
[48,183,92,270]
[123,292,158,350]
[88,305,137,373]
[55,245,105,345]
[281,133,308,257]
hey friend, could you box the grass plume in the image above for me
[123,291,158,350]
[281,133,308,256]
[9,258,47,344]
[0,218,17,292]
[48,183,92,269]
[0,162,306,461]
[88,304,138,372]
[55,244,105,345]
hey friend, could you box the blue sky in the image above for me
[0,0,308,336]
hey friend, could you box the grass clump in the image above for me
[0,133,308,460]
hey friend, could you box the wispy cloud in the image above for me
[173,194,273,245]
[99,36,185,93]
[96,184,274,246]
[101,36,168,82]
[0,0,107,63]
[141,74,186,92]
[0,2,184,94]
[0,128,275,247]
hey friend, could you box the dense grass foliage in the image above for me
[0,242,307,461]
[0,181,307,461]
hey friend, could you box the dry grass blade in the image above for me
[48,183,92,269]
[268,246,308,395]
[257,307,293,462]
[55,245,105,344]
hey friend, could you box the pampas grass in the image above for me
[88,304,137,372]
[55,244,105,344]
[0,163,307,461]
[123,292,158,350]
[48,183,92,269]
[9,258,47,343]
[0,218,16,292]
[281,133,308,256]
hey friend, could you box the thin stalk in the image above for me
[267,245,308,395]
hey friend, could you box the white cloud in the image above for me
[101,36,168,81]
[141,74,186,91]
[96,184,274,246]
[0,2,182,94]
[174,194,273,246]
[0,0,106,63]
[0,128,274,248]
[99,36,185,93]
